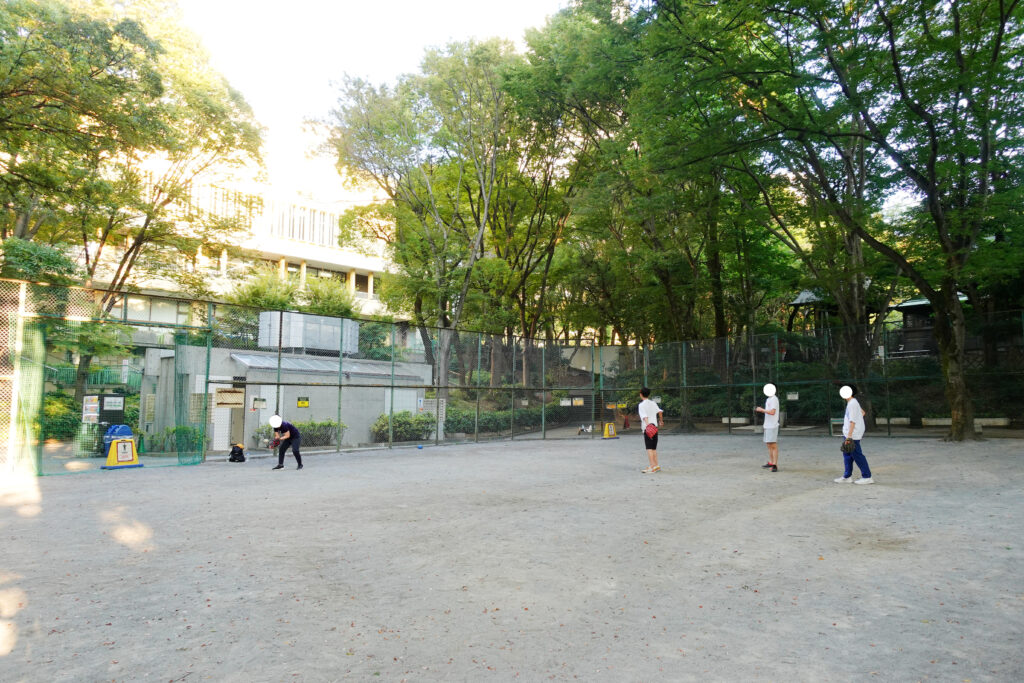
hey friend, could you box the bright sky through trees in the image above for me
[177,0,567,199]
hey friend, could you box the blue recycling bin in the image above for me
[102,424,134,457]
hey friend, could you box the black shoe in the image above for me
[770,465,778,472]
[272,465,283,470]
[761,462,772,468]
[297,464,303,470]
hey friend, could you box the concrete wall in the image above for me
[147,346,433,451]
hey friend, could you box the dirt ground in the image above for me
[2,433,1022,682]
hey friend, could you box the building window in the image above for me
[355,273,369,293]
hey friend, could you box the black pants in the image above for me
[277,436,302,466]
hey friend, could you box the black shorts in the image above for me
[643,432,658,450]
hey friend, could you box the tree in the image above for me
[328,40,521,395]
[0,237,79,283]
[0,0,165,241]
[642,0,1023,439]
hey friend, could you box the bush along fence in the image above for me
[4,279,1023,475]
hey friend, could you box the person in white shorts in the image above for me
[755,383,780,472]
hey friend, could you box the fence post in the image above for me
[509,337,515,440]
[274,310,283,415]
[541,340,546,440]
[774,332,779,383]
[475,332,481,443]
[200,302,213,462]
[337,318,345,451]
[590,344,596,437]
[726,337,732,434]
[643,342,649,387]
[681,341,687,430]
[389,323,395,448]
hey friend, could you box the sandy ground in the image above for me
[2,433,1023,682]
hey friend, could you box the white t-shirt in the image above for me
[763,395,780,428]
[844,398,865,440]
[638,398,662,428]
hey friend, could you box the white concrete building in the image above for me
[190,185,389,316]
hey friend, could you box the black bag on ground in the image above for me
[228,443,246,462]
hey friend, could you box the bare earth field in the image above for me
[2,433,1022,682]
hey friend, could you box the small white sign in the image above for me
[116,441,134,462]
[787,392,799,401]
[103,396,124,410]
[560,399,571,407]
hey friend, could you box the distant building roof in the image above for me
[790,290,826,306]
[893,294,967,310]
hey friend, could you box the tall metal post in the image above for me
[275,310,283,414]
[541,341,546,440]
[774,332,780,383]
[590,344,596,437]
[475,333,481,443]
[643,342,649,387]
[200,302,213,462]
[510,336,516,439]
[388,323,396,448]
[883,324,892,437]
[681,341,687,431]
[726,337,732,434]
[337,318,345,451]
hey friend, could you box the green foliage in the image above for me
[370,411,435,443]
[301,276,357,318]
[225,265,299,311]
[41,392,80,440]
[443,402,574,434]
[252,419,346,449]
[358,321,401,361]
[0,238,80,283]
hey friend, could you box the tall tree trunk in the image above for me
[72,354,93,406]
[933,297,976,440]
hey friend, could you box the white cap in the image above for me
[763,383,777,397]
[839,385,853,399]
[269,415,282,429]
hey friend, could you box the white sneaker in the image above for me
[834,476,853,483]
[854,477,874,485]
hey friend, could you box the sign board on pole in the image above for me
[214,388,246,408]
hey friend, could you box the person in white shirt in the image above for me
[755,383,780,472]
[834,385,873,484]
[638,387,664,474]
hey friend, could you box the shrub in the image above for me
[252,419,346,448]
[443,402,574,434]
[42,392,80,440]
[370,411,436,442]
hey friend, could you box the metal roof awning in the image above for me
[232,353,339,373]
[229,353,424,382]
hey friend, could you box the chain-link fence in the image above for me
[3,278,1022,475]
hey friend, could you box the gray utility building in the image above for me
[140,346,433,453]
